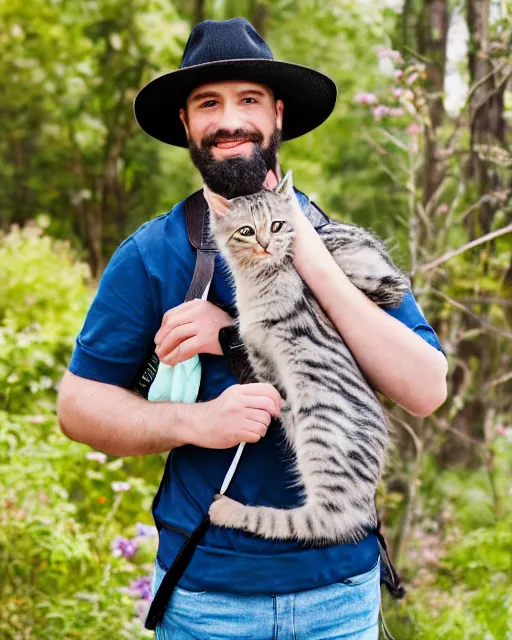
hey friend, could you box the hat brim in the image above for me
[133,59,337,148]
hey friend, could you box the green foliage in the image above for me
[0,226,163,638]
[0,223,91,414]
[383,443,512,640]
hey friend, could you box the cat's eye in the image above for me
[238,226,255,237]
[271,221,284,233]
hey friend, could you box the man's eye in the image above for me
[238,226,255,237]
[271,221,284,233]
[200,100,217,108]
[243,97,257,104]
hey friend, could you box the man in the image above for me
[58,18,448,640]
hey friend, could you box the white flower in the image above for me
[111,481,132,493]
[86,451,107,464]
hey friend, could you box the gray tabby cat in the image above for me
[205,171,411,545]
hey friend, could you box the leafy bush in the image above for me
[0,224,162,638]
[384,444,512,640]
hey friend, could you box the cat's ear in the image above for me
[203,184,231,217]
[274,170,294,196]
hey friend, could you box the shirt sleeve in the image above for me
[382,289,446,357]
[68,237,160,388]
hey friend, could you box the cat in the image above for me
[204,170,411,545]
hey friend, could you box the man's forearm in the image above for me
[57,370,197,456]
[299,257,448,417]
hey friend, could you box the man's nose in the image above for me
[216,103,247,132]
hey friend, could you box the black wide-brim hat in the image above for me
[134,18,337,148]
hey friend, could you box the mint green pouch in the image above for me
[147,357,202,404]
[147,279,212,405]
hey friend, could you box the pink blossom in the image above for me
[496,425,506,436]
[372,105,390,121]
[392,87,405,98]
[393,69,404,81]
[407,72,420,85]
[388,107,405,117]
[407,123,423,136]
[378,48,403,62]
[354,91,378,105]
[437,204,449,215]
[411,138,419,153]
[86,451,107,464]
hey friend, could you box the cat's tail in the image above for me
[210,493,378,545]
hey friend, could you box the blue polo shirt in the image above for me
[69,190,445,595]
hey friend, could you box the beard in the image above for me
[188,127,281,199]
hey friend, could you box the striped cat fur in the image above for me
[205,171,411,545]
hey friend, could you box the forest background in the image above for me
[1,0,511,638]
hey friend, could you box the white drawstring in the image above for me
[220,442,246,495]
[201,278,247,497]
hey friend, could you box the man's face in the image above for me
[179,80,284,198]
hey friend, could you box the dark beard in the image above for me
[188,128,281,199]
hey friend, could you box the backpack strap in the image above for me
[131,191,215,397]
[184,190,216,302]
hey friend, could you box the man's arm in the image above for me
[292,212,448,418]
[58,371,280,456]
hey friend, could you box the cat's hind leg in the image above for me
[319,223,410,307]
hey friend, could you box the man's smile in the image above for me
[211,138,254,156]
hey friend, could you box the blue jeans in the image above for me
[150,557,381,639]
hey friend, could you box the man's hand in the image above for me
[190,383,281,449]
[155,299,235,366]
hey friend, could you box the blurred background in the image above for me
[0,0,511,638]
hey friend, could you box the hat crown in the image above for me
[180,18,274,69]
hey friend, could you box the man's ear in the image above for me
[179,108,190,140]
[203,184,231,217]
[274,169,294,196]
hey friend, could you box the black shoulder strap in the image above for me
[183,190,216,301]
[131,191,216,397]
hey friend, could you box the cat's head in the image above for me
[205,170,299,272]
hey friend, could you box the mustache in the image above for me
[201,128,264,149]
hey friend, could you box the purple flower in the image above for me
[372,105,390,121]
[354,91,378,105]
[136,522,158,538]
[135,598,151,623]
[111,536,138,559]
[130,575,153,601]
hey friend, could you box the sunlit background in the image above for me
[1,1,511,638]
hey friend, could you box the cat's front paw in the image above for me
[208,494,246,529]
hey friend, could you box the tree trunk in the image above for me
[193,0,205,25]
[417,0,449,205]
[466,0,506,239]
[251,1,268,38]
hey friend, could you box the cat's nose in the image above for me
[258,238,270,250]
